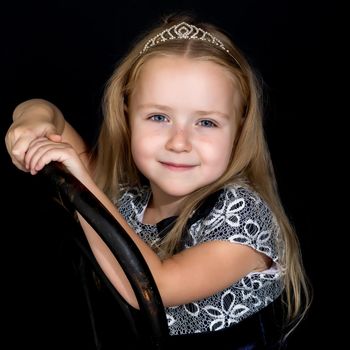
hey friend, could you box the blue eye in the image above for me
[198,119,217,128]
[150,114,168,122]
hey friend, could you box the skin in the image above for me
[129,57,240,222]
[5,56,269,309]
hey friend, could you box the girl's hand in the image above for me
[5,118,61,172]
[24,136,90,183]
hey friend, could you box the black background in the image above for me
[1,0,339,348]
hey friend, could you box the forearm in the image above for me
[13,98,65,133]
[8,98,90,171]
[18,100,92,165]
[76,176,163,308]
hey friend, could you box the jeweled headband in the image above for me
[140,21,239,65]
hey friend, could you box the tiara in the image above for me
[140,22,231,56]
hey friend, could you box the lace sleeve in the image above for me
[191,186,281,262]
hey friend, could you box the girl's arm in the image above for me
[75,177,268,309]
[5,99,90,171]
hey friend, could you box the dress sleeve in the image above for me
[192,186,281,262]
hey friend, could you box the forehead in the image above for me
[130,56,241,113]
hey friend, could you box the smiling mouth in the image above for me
[160,162,196,171]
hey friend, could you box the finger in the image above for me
[11,158,30,172]
[11,135,38,166]
[26,139,69,173]
[25,138,57,172]
[47,134,62,142]
[31,144,74,174]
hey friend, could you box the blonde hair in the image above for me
[93,14,311,338]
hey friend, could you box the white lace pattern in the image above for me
[117,184,284,335]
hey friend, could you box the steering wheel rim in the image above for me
[41,162,169,349]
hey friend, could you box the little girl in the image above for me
[5,14,310,348]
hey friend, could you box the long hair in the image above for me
[93,14,311,337]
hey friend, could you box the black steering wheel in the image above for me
[41,162,169,349]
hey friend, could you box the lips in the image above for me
[160,161,196,171]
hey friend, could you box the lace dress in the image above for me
[116,184,284,335]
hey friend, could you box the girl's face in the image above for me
[129,56,241,202]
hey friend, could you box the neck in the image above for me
[143,186,185,225]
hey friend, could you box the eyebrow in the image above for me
[138,104,173,112]
[196,110,230,119]
[137,104,230,119]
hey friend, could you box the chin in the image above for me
[158,184,203,198]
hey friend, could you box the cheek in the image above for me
[130,129,157,172]
[201,132,234,166]
[212,148,232,179]
[131,132,144,164]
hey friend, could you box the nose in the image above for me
[165,127,192,153]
